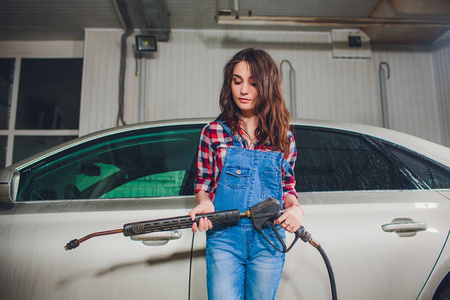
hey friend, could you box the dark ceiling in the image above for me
[0,0,449,46]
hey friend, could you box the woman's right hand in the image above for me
[189,194,215,233]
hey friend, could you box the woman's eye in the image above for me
[250,83,257,87]
[233,80,242,85]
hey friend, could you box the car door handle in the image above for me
[382,218,427,236]
[130,230,182,246]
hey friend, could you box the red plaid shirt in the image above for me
[194,121,298,201]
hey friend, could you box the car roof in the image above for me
[3,117,450,173]
[292,118,450,167]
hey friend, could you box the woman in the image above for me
[190,48,303,300]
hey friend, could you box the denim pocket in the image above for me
[262,168,282,199]
[206,226,230,240]
[225,166,251,190]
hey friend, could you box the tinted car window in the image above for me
[16,126,202,201]
[293,127,413,192]
[383,143,450,189]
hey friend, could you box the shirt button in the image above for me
[236,169,241,175]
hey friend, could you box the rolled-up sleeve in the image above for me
[282,131,298,200]
[194,125,214,194]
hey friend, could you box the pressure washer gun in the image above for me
[64,197,337,300]
[64,197,313,252]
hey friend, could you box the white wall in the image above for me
[432,38,450,147]
[372,47,441,144]
[79,29,449,146]
[80,30,124,134]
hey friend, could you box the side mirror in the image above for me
[0,169,20,204]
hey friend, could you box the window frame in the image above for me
[363,133,430,189]
[373,138,450,189]
[291,125,427,192]
[8,122,450,202]
[15,124,203,202]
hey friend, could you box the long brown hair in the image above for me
[217,48,291,155]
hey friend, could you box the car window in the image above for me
[293,127,414,192]
[16,126,202,201]
[383,143,450,189]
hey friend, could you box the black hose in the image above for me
[298,227,337,300]
[317,245,338,300]
[188,233,195,300]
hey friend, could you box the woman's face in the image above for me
[231,61,258,116]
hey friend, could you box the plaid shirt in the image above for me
[194,121,298,201]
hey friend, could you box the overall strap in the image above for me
[218,120,295,177]
[281,158,294,177]
[217,120,242,148]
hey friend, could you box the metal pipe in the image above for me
[379,62,390,128]
[280,60,297,118]
[113,0,134,126]
[139,58,146,123]
[216,15,450,28]
[289,67,297,119]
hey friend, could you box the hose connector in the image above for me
[299,228,312,243]
[298,228,320,248]
[64,239,80,251]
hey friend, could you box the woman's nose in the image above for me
[240,82,249,94]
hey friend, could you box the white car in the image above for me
[1,118,449,300]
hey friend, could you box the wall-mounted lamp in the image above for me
[135,35,157,52]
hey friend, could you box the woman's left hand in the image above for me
[274,194,304,233]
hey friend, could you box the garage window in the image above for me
[0,58,15,168]
[0,57,82,168]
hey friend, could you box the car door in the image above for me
[0,124,206,300]
[278,190,450,300]
[276,126,450,300]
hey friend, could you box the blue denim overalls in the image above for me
[206,121,294,300]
